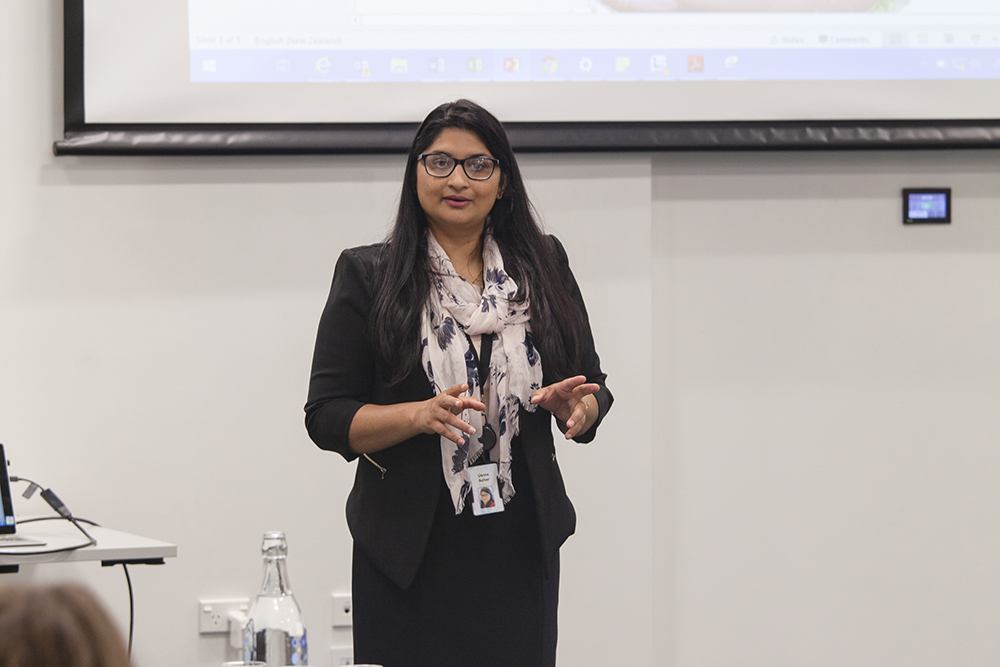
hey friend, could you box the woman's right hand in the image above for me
[414,383,486,446]
[349,384,486,454]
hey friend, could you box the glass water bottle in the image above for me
[244,531,308,666]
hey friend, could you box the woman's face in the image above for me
[416,127,502,239]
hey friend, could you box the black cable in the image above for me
[120,563,134,658]
[0,532,94,555]
[7,475,135,653]
[0,479,96,556]
[0,516,95,556]
[17,515,100,527]
[68,516,96,543]
[9,475,42,493]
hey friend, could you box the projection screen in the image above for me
[56,0,1000,154]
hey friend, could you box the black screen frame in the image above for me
[55,0,1000,157]
[0,444,16,535]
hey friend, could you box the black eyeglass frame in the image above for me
[417,153,501,181]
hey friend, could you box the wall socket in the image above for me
[332,593,353,628]
[330,646,354,665]
[198,598,250,634]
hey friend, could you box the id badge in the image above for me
[470,462,503,516]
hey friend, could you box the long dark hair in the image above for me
[370,99,588,385]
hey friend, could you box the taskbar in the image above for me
[191,47,1000,83]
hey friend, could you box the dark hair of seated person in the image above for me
[0,583,131,667]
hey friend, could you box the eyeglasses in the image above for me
[418,153,500,181]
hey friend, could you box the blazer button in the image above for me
[551,452,556,461]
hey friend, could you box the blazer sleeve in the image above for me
[550,235,614,444]
[304,246,379,462]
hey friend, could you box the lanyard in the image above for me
[468,333,497,460]
[467,332,504,516]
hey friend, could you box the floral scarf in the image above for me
[421,231,542,514]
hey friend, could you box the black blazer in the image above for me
[305,236,612,590]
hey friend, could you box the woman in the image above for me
[0,583,131,667]
[305,99,612,667]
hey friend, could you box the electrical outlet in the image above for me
[198,598,250,634]
[332,593,353,628]
[330,645,354,665]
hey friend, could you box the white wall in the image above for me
[651,151,1000,666]
[1,2,998,667]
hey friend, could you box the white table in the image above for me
[0,520,176,573]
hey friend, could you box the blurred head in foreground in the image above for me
[0,583,130,667]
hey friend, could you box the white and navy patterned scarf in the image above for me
[421,231,542,514]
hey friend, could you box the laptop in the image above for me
[0,444,46,547]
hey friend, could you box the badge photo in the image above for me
[470,462,503,516]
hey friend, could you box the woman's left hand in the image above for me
[530,375,600,439]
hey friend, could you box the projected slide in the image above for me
[189,0,1000,84]
[78,0,1000,127]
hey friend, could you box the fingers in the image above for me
[456,396,487,413]
[571,383,600,400]
[531,378,600,408]
[430,384,486,445]
[443,383,469,397]
[529,386,550,405]
[563,401,588,439]
[560,375,589,389]
[532,376,584,403]
[434,418,474,445]
[441,384,486,414]
[561,377,597,393]
[430,398,475,445]
[529,378,598,437]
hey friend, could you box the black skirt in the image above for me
[352,437,560,667]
